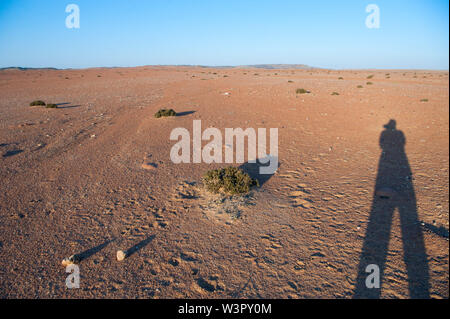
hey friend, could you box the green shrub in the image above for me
[202,167,259,195]
[30,100,46,106]
[420,99,429,102]
[366,82,373,85]
[296,88,310,94]
[357,85,363,88]
[46,104,58,108]
[338,77,344,80]
[154,109,177,118]
[288,80,294,83]
[331,92,339,95]
[367,75,374,79]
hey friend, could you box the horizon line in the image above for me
[1,64,448,72]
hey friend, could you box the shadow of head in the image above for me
[239,155,279,187]
[383,119,397,130]
[380,119,406,151]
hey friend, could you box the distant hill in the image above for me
[0,64,318,71]
[198,64,318,70]
[239,64,318,70]
[0,67,59,71]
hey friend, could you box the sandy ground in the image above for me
[0,66,448,299]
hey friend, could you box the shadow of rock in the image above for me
[2,150,23,158]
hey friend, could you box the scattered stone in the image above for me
[142,163,157,170]
[376,187,396,199]
[61,254,81,267]
[116,250,127,261]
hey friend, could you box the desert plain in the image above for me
[0,66,448,298]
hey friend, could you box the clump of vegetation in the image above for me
[366,82,373,85]
[296,88,310,94]
[154,109,177,118]
[46,104,58,109]
[338,77,344,80]
[420,99,429,102]
[202,167,259,195]
[331,92,340,95]
[288,80,294,83]
[357,85,363,88]
[367,75,374,79]
[30,100,46,106]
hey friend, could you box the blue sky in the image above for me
[0,0,448,69]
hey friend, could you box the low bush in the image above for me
[296,88,310,94]
[202,167,259,195]
[154,109,177,118]
[30,100,46,106]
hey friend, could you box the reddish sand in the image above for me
[0,66,448,298]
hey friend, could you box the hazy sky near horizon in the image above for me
[0,0,448,69]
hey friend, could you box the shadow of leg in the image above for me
[354,199,394,298]
[399,198,430,298]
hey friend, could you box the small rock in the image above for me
[376,187,396,199]
[142,163,157,170]
[116,250,127,261]
[62,254,81,267]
